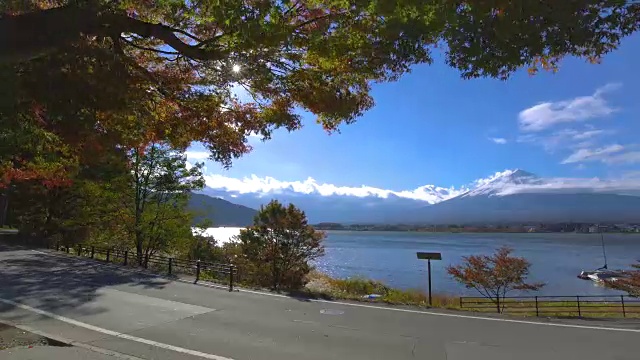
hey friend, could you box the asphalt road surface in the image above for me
[1,244,639,360]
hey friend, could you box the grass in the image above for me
[459,297,640,318]
[302,271,459,309]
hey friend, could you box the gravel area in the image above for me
[0,323,70,351]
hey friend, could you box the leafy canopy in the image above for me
[1,0,639,178]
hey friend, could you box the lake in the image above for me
[313,231,640,296]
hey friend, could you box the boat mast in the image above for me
[600,227,608,270]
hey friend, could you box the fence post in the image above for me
[124,251,128,266]
[168,258,173,275]
[535,296,539,317]
[144,254,149,269]
[77,244,82,256]
[621,295,626,318]
[576,296,581,317]
[459,297,463,308]
[496,296,501,313]
[66,245,70,254]
[90,246,95,259]
[195,260,201,283]
[229,265,235,292]
[106,249,110,263]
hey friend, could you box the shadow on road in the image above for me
[0,242,169,321]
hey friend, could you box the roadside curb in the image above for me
[0,318,144,360]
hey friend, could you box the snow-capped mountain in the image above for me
[201,169,640,224]
[460,169,543,197]
[406,170,640,224]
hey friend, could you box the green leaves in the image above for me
[238,200,325,290]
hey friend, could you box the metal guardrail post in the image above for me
[459,297,463,308]
[144,254,149,269]
[229,265,235,292]
[91,246,95,259]
[124,250,128,266]
[535,296,539,317]
[106,249,110,263]
[66,245,70,254]
[621,295,626,318]
[576,296,581,317]
[195,260,201,283]
[168,258,172,275]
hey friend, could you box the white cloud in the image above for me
[202,174,467,204]
[604,151,640,165]
[572,129,606,140]
[518,83,620,132]
[517,127,612,154]
[185,151,210,161]
[495,177,640,197]
[489,137,507,144]
[201,170,640,203]
[561,144,625,164]
[471,169,518,188]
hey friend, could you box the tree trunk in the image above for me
[0,194,8,228]
[135,230,144,266]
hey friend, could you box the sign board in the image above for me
[416,252,442,260]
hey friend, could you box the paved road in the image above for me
[1,244,639,360]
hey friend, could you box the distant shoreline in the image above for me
[311,223,640,234]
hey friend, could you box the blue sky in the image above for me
[188,34,640,198]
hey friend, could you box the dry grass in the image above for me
[303,271,459,308]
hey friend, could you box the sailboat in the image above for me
[577,230,628,282]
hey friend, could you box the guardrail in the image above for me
[50,242,237,292]
[460,295,640,318]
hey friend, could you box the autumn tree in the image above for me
[2,1,640,185]
[447,246,544,313]
[238,200,325,290]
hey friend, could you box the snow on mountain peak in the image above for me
[462,169,541,197]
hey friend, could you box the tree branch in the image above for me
[0,4,225,64]
[120,37,180,55]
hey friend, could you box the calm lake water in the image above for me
[313,231,640,296]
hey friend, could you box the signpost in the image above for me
[416,252,442,306]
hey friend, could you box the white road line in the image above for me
[0,318,144,360]
[29,249,640,333]
[0,298,236,360]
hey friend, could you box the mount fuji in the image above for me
[404,170,640,224]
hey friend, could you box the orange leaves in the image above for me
[527,56,560,77]
[447,246,544,311]
[1,166,73,190]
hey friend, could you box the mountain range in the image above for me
[188,193,257,227]
[193,170,640,225]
